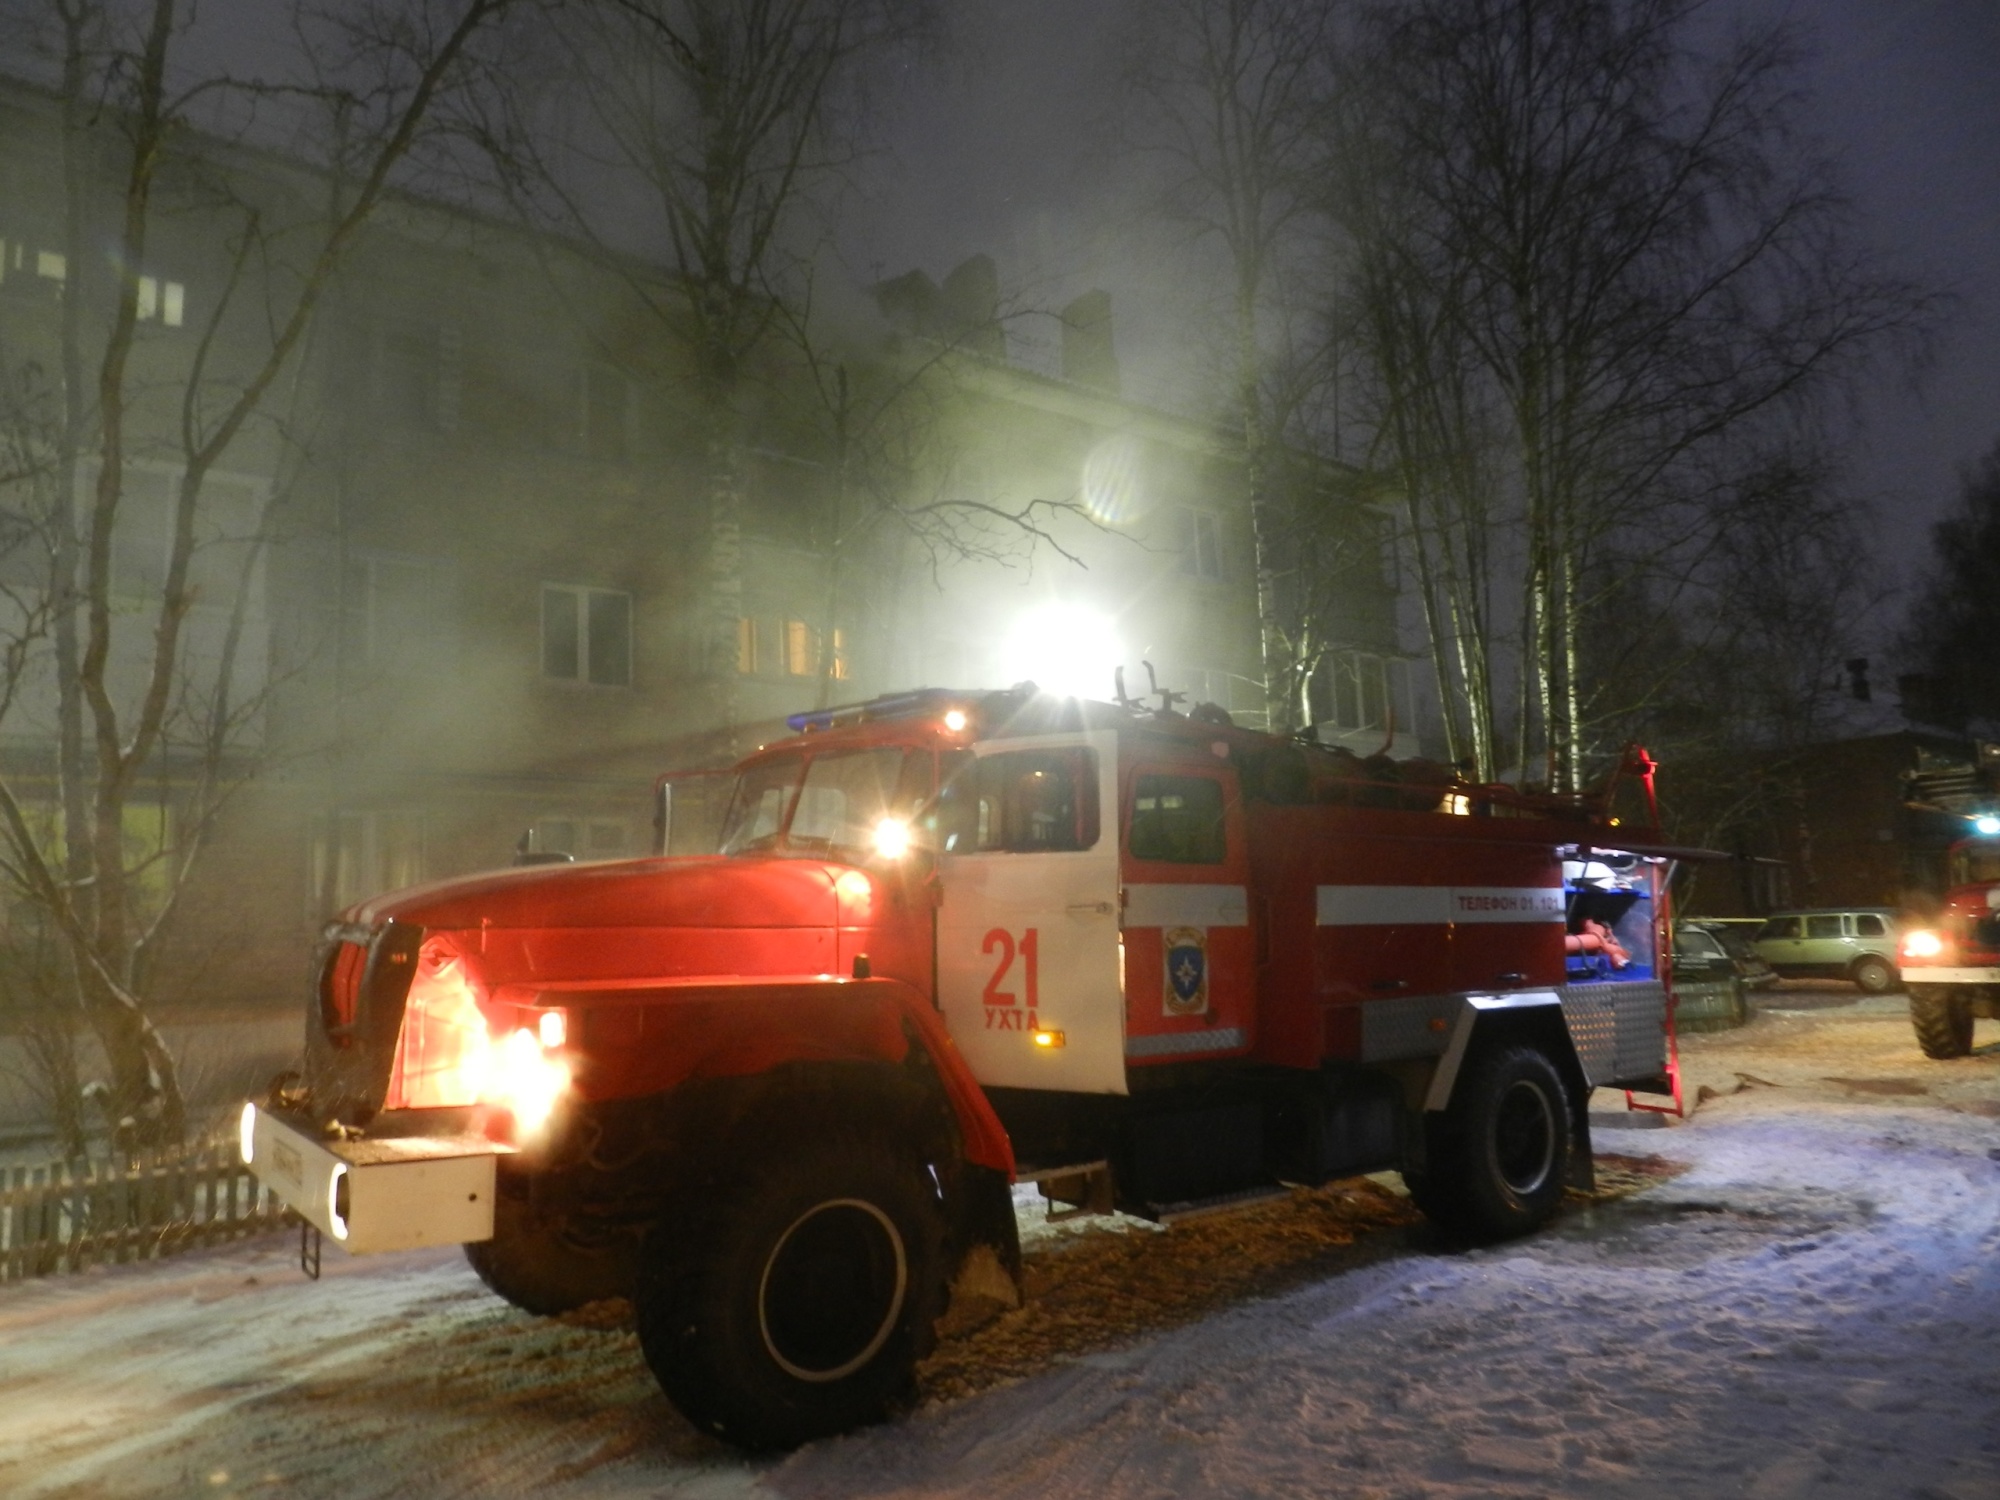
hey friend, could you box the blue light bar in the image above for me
[785,688,966,734]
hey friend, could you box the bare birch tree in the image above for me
[1334,0,1927,788]
[0,0,514,1142]
[1115,0,1341,732]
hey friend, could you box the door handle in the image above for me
[1066,901,1115,916]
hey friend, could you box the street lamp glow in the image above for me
[1975,815,2000,836]
[1001,604,1122,700]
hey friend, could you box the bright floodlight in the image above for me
[872,817,912,859]
[1976,815,2000,836]
[1001,604,1122,700]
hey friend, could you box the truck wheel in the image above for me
[1411,1044,1571,1243]
[1910,988,1974,1059]
[1851,956,1897,994]
[465,1194,630,1316]
[636,1130,945,1450]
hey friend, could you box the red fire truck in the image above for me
[1899,833,2000,1057]
[242,685,1683,1449]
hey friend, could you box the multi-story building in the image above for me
[0,74,1407,1012]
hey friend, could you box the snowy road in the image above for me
[0,993,1995,1499]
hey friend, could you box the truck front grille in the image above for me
[304,920,424,1128]
[320,940,368,1047]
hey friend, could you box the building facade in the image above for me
[0,77,1406,1012]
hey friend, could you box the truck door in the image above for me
[1121,761,1254,1064]
[935,731,1126,1093]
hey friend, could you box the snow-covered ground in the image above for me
[0,991,1995,1499]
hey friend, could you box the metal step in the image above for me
[1018,1159,1114,1222]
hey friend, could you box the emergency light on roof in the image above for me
[785,687,996,735]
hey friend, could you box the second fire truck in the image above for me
[1900,832,2000,1057]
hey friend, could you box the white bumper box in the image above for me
[241,1102,510,1254]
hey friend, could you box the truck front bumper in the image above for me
[1904,968,2000,986]
[240,1102,511,1254]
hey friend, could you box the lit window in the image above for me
[785,619,814,676]
[36,250,65,283]
[737,617,759,675]
[830,627,850,681]
[542,584,631,686]
[132,274,185,324]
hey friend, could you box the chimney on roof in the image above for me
[941,255,1005,359]
[1060,289,1120,393]
[873,268,943,337]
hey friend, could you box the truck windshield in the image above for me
[716,747,926,858]
[718,757,804,854]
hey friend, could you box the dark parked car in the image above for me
[1689,919,1779,991]
[1671,923,1749,1030]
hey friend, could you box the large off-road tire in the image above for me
[465,1193,631,1316]
[1909,987,1974,1060]
[636,1129,946,1451]
[1408,1044,1571,1244]
[1851,955,1898,995]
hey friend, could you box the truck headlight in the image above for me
[1902,929,1943,959]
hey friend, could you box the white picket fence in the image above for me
[0,1138,294,1283]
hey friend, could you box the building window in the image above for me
[309,810,425,914]
[1180,508,1222,581]
[581,364,628,462]
[382,321,460,432]
[784,618,813,677]
[543,584,631,686]
[739,616,846,679]
[528,817,629,862]
[136,275,185,327]
[344,552,456,675]
[1321,651,1413,737]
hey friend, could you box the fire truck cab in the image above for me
[242,685,1682,1449]
[1900,834,2000,1057]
